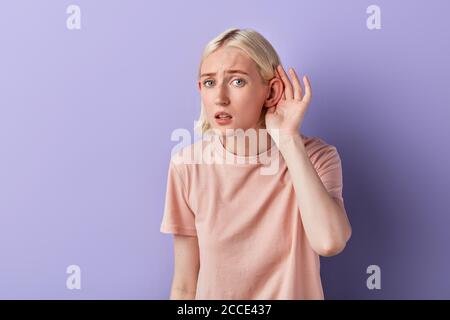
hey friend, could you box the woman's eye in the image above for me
[203,78,245,88]
[233,78,246,87]
[203,80,214,87]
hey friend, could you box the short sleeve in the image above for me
[314,145,345,207]
[160,160,197,237]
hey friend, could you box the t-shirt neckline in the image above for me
[212,133,278,164]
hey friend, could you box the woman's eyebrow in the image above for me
[200,69,250,78]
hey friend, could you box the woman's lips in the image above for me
[215,111,232,117]
[214,111,233,125]
[215,117,233,125]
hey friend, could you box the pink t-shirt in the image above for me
[160,133,346,300]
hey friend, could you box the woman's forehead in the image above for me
[201,47,257,76]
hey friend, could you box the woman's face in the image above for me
[198,46,277,135]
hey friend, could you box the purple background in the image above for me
[0,0,449,299]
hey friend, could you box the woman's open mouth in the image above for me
[215,111,233,125]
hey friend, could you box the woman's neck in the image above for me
[219,127,273,157]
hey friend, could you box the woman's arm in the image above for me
[278,134,352,257]
[169,234,200,299]
[265,65,351,257]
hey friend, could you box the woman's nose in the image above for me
[215,83,230,105]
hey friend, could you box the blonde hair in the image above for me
[195,28,282,136]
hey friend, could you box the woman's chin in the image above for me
[209,125,236,136]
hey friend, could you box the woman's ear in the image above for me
[264,77,283,108]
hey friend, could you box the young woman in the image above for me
[160,28,352,300]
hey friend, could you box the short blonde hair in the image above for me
[195,28,282,136]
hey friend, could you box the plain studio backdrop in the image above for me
[0,0,449,299]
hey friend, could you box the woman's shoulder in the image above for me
[301,133,336,149]
[300,133,340,165]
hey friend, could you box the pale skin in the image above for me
[198,46,280,155]
[169,46,352,299]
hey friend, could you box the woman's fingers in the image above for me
[303,75,312,104]
[277,65,293,100]
[289,68,303,100]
